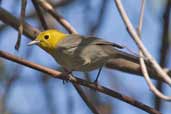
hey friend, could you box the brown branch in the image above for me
[34,0,77,34]
[15,0,27,50]
[0,7,39,39]
[0,50,161,114]
[32,0,49,30]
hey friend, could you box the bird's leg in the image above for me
[63,68,72,84]
[94,66,103,84]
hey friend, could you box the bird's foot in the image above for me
[93,78,99,85]
[62,69,72,84]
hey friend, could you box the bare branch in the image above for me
[88,0,107,34]
[114,0,171,100]
[15,0,27,50]
[34,0,77,34]
[114,0,171,85]
[32,0,49,30]
[0,7,39,39]
[137,0,145,34]
[137,0,171,100]
[0,50,161,114]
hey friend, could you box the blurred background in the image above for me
[0,0,171,114]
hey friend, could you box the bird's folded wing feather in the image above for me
[57,34,124,49]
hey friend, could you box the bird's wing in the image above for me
[56,35,139,63]
[57,34,124,49]
[84,36,124,49]
[57,34,83,49]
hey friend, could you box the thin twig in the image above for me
[0,7,40,39]
[32,0,49,30]
[137,0,144,33]
[0,50,161,114]
[88,0,107,34]
[114,0,171,85]
[35,0,77,34]
[137,0,171,100]
[15,0,27,50]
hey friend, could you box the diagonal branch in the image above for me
[34,0,77,34]
[137,0,171,101]
[88,0,107,34]
[114,0,171,85]
[0,50,161,114]
[32,0,49,30]
[0,7,40,39]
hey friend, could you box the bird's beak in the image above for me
[27,40,40,46]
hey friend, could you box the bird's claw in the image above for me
[93,78,98,85]
[62,69,73,84]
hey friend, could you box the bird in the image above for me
[28,29,138,82]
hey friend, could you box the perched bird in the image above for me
[28,29,137,82]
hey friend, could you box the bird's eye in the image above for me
[44,35,49,40]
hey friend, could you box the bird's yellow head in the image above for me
[28,29,68,52]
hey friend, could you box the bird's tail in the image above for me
[112,49,141,64]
